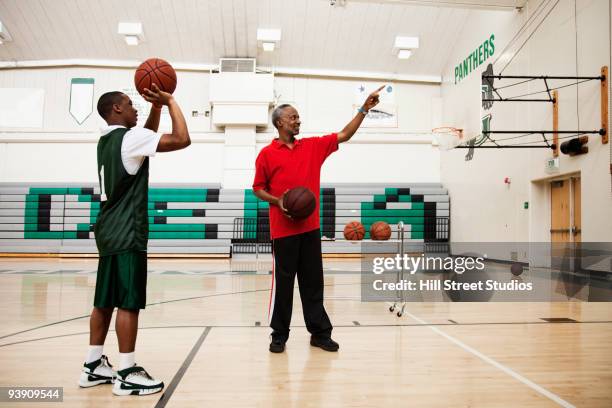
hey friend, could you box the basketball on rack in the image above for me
[510,263,524,276]
[370,221,391,240]
[134,58,177,95]
[343,221,365,241]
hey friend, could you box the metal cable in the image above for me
[492,77,538,91]
[505,78,594,100]
[500,0,560,74]
[488,133,584,147]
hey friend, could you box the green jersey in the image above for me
[94,128,150,256]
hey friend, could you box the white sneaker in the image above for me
[78,355,116,388]
[112,365,164,396]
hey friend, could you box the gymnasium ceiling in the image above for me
[0,0,525,77]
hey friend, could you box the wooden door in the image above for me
[572,178,581,243]
[551,180,570,242]
[550,178,581,242]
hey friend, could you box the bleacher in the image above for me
[0,183,449,256]
[320,183,449,254]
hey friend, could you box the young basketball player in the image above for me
[78,83,190,396]
[253,85,384,353]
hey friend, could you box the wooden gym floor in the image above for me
[0,257,611,407]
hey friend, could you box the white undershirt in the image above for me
[100,126,163,175]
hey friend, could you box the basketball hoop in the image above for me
[432,127,463,150]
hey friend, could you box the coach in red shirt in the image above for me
[253,86,384,353]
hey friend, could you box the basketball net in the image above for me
[432,127,463,151]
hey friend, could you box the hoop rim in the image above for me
[432,127,464,138]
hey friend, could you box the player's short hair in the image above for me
[271,104,293,129]
[97,91,125,119]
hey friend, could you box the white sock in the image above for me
[119,352,135,370]
[86,345,104,363]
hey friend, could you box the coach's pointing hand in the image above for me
[337,85,386,144]
[361,85,385,113]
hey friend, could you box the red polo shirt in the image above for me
[253,133,339,239]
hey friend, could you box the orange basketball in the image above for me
[134,58,177,95]
[343,221,365,241]
[370,221,391,240]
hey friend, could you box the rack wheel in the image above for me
[397,311,403,317]
[389,306,395,312]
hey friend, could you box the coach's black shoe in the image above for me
[310,336,339,352]
[269,337,286,353]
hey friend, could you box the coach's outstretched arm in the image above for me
[142,83,191,152]
[337,85,384,144]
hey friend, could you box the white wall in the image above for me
[0,67,441,185]
[439,0,612,243]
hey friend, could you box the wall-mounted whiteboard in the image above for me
[0,88,45,128]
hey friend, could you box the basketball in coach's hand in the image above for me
[134,58,177,95]
[283,187,316,220]
[370,221,391,240]
[343,221,365,241]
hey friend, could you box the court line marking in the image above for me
[2,321,612,349]
[0,315,90,341]
[0,282,360,341]
[154,327,211,408]
[0,275,605,342]
[404,310,576,408]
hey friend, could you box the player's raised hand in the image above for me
[142,83,173,108]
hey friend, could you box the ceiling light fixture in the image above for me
[124,35,139,46]
[397,49,412,59]
[262,42,275,52]
[393,36,419,59]
[118,22,144,46]
[257,28,281,51]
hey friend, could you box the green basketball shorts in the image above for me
[93,251,148,310]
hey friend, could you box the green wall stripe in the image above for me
[29,188,67,194]
[25,232,63,239]
[148,209,194,217]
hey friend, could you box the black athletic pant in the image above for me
[269,229,332,341]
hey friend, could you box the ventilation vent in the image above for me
[219,58,256,73]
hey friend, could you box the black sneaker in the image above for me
[269,337,286,353]
[310,336,339,352]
